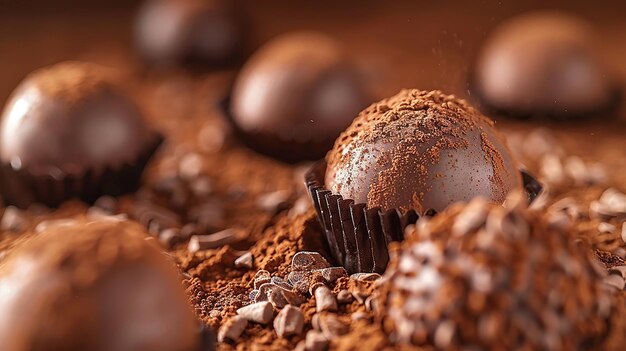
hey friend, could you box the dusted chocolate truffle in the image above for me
[473,12,617,119]
[325,89,522,214]
[230,31,370,162]
[0,61,161,208]
[0,219,199,351]
[379,195,614,350]
[135,0,245,68]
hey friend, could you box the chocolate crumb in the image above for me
[218,316,247,343]
[350,273,381,282]
[351,311,371,322]
[234,251,254,269]
[273,305,304,338]
[604,274,625,291]
[315,267,348,284]
[314,285,338,312]
[236,301,274,324]
[257,190,292,213]
[159,227,181,248]
[598,222,616,234]
[305,330,330,351]
[0,207,27,232]
[337,290,354,304]
[292,251,331,271]
[187,228,240,252]
[318,314,349,339]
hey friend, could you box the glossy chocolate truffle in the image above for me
[325,89,522,214]
[0,61,159,207]
[135,0,245,68]
[380,196,613,350]
[473,12,615,119]
[0,219,199,351]
[230,31,370,162]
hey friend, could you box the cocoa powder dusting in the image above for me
[325,89,522,213]
[0,73,625,350]
[27,61,119,103]
[480,130,513,200]
[0,60,625,351]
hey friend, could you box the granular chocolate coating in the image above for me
[0,219,199,351]
[0,61,159,207]
[379,197,614,350]
[135,0,245,68]
[473,12,615,119]
[230,31,370,162]
[325,89,522,214]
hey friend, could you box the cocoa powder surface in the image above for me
[0,3,626,350]
[0,71,625,350]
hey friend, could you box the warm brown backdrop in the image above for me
[1,0,626,115]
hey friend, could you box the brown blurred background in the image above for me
[1,0,626,114]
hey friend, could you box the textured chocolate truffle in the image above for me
[230,31,370,162]
[135,0,245,69]
[0,61,160,207]
[325,89,522,214]
[0,219,199,351]
[379,195,614,350]
[473,12,616,119]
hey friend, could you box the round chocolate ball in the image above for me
[0,220,199,351]
[230,31,370,162]
[135,0,245,68]
[0,61,160,207]
[325,89,522,214]
[473,12,616,119]
[380,196,614,350]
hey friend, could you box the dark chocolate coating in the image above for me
[325,90,523,214]
[474,12,615,118]
[230,32,370,162]
[1,62,153,176]
[135,0,245,68]
[0,220,199,351]
[0,61,159,207]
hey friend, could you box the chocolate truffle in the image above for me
[135,0,245,68]
[230,31,370,162]
[0,61,160,208]
[0,219,199,351]
[325,89,522,214]
[473,12,617,119]
[379,195,614,350]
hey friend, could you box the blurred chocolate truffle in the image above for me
[325,89,522,214]
[0,61,161,208]
[473,12,617,119]
[379,196,614,350]
[135,0,246,69]
[230,31,370,162]
[0,219,199,351]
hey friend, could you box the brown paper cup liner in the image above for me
[0,136,163,208]
[219,97,336,163]
[305,161,543,274]
[468,74,622,121]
